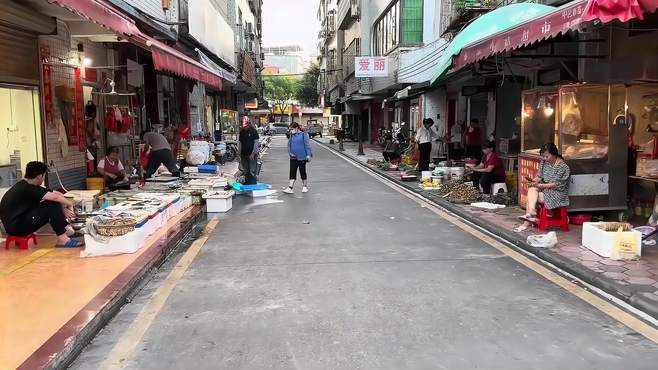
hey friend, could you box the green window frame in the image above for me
[401,0,423,44]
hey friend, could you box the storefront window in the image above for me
[559,85,610,160]
[627,84,658,152]
[521,90,557,153]
[0,86,43,184]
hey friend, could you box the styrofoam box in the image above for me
[582,222,642,259]
[206,195,233,213]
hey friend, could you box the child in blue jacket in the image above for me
[284,122,312,194]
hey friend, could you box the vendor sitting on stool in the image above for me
[98,146,128,190]
[515,143,570,233]
[383,134,401,163]
[0,161,83,248]
[470,141,506,194]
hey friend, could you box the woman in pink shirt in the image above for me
[470,141,506,194]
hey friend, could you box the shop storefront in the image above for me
[0,2,56,188]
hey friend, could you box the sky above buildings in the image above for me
[262,0,320,57]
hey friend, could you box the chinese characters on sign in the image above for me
[455,0,586,69]
[355,57,389,78]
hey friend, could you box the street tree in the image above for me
[296,62,320,107]
[263,74,299,115]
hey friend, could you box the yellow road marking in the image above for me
[0,248,55,278]
[324,144,658,344]
[101,219,219,370]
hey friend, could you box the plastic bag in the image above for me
[527,231,558,248]
[611,227,640,260]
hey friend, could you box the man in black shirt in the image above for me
[0,161,83,248]
[238,118,260,185]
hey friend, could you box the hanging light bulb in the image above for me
[544,102,554,117]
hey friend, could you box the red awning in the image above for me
[583,0,658,23]
[47,0,141,37]
[144,37,224,90]
[454,0,588,70]
[47,0,224,90]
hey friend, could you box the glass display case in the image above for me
[519,84,628,211]
[521,89,558,154]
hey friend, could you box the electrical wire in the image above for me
[50,162,68,193]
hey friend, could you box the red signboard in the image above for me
[455,0,588,69]
[71,68,83,148]
[40,46,54,127]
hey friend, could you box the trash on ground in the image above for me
[527,232,558,248]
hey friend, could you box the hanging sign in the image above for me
[73,68,84,149]
[40,46,54,127]
[355,57,389,78]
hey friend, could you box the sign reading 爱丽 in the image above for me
[355,57,389,78]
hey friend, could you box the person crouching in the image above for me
[0,161,83,248]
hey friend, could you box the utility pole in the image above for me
[357,112,365,155]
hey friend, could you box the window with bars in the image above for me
[373,0,422,55]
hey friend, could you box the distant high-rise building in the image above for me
[263,45,308,74]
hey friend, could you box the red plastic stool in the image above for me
[537,206,569,232]
[5,234,37,250]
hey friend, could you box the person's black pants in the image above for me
[240,155,259,185]
[383,152,400,162]
[418,142,432,172]
[289,158,308,181]
[475,172,506,194]
[145,149,180,178]
[5,201,68,236]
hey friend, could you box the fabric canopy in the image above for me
[48,0,224,90]
[430,3,555,83]
[453,0,589,70]
[583,0,658,22]
[146,37,224,90]
[47,0,141,37]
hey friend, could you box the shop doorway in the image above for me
[0,84,43,183]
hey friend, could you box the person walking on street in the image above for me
[415,118,437,172]
[283,122,312,194]
[238,118,260,185]
[141,131,180,178]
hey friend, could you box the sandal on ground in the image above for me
[56,239,85,248]
[519,215,538,224]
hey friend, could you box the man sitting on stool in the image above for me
[0,161,83,248]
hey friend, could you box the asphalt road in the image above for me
[71,137,658,370]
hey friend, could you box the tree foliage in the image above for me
[296,62,320,107]
[263,74,299,113]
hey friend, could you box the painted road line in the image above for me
[100,219,219,370]
[321,143,658,344]
[0,248,55,278]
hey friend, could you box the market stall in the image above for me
[519,84,629,213]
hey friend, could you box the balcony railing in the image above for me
[441,0,498,36]
[327,69,344,91]
[337,0,360,30]
[342,38,360,77]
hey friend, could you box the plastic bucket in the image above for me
[85,177,104,193]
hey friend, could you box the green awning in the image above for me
[430,3,555,84]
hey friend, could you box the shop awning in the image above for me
[452,1,588,70]
[48,0,224,89]
[431,2,556,83]
[146,37,224,90]
[583,0,658,23]
[47,0,141,37]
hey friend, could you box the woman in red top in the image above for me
[470,141,506,194]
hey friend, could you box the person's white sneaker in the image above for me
[302,186,309,193]
[283,187,294,194]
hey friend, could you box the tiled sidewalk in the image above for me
[316,136,658,318]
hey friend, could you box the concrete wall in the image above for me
[124,0,179,31]
[423,88,447,133]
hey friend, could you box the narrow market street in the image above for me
[71,137,658,370]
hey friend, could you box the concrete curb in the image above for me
[23,209,204,370]
[315,139,658,320]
